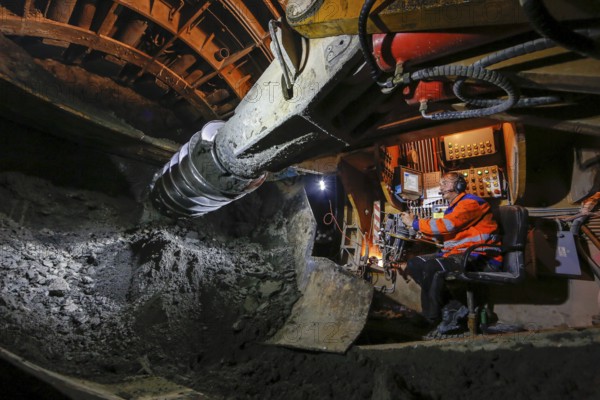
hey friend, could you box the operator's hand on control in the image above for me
[400,212,415,227]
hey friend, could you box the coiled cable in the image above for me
[410,65,518,120]
[453,37,561,108]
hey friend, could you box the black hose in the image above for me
[359,0,383,82]
[571,215,600,282]
[410,65,518,120]
[471,37,556,69]
[520,0,600,59]
[453,37,561,108]
[269,20,293,98]
[455,95,561,109]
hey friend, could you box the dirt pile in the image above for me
[0,171,300,386]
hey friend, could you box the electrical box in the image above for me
[532,220,582,277]
[454,165,503,198]
[444,127,496,161]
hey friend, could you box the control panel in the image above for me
[423,171,441,199]
[444,127,496,161]
[455,165,503,198]
[407,199,449,219]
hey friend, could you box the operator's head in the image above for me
[439,172,466,201]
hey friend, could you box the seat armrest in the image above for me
[503,244,525,252]
[461,243,502,270]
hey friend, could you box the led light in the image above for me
[319,179,326,191]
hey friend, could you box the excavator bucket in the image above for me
[268,258,373,353]
[264,181,373,353]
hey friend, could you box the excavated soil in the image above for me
[1,122,600,400]
[0,168,302,392]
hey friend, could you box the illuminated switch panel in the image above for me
[456,166,503,198]
[444,127,496,160]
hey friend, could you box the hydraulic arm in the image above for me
[150,33,375,217]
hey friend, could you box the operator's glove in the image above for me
[400,212,415,227]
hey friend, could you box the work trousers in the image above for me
[406,253,464,323]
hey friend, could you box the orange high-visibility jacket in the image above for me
[412,192,501,259]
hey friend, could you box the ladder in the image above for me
[339,204,364,271]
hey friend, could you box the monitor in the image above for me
[400,166,423,198]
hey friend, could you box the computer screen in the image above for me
[400,166,422,198]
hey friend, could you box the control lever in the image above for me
[408,226,417,239]
[395,216,416,240]
[397,212,417,239]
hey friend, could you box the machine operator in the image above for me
[400,172,502,327]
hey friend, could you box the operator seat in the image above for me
[445,205,529,334]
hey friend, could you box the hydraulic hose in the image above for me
[453,37,561,108]
[359,0,388,86]
[471,37,556,69]
[358,0,380,81]
[269,20,293,98]
[571,216,600,282]
[519,0,600,60]
[410,65,518,120]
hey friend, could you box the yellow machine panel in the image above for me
[444,127,496,161]
[455,165,503,198]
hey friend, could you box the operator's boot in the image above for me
[423,301,468,340]
[438,306,469,335]
[437,303,469,334]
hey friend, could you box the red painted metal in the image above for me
[404,81,450,105]
[372,32,494,72]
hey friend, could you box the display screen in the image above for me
[400,167,422,197]
[403,171,420,193]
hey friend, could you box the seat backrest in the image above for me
[461,205,529,284]
[497,205,529,280]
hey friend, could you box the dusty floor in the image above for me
[1,122,600,399]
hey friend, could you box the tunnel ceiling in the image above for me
[0,0,286,163]
[2,1,600,166]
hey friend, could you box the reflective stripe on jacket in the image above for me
[413,192,501,259]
